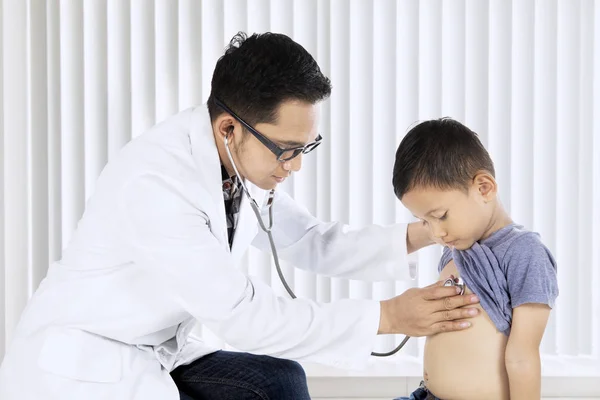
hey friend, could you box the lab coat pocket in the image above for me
[37,328,123,383]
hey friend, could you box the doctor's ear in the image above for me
[217,118,236,139]
[225,125,234,139]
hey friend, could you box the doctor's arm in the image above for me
[119,174,384,368]
[252,190,433,281]
[120,175,476,367]
[406,221,435,253]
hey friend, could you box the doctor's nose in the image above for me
[283,154,303,172]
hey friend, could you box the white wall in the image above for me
[1,0,599,377]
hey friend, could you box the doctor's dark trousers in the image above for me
[171,350,311,400]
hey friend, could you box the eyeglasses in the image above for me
[214,98,323,162]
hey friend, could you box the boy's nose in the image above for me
[431,225,447,239]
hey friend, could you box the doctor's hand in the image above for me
[378,280,480,336]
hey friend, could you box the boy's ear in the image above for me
[472,172,497,202]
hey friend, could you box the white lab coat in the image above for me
[0,106,414,400]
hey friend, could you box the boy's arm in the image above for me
[505,303,551,400]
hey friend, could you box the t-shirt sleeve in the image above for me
[504,232,559,309]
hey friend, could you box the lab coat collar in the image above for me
[188,106,266,261]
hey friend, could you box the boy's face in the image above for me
[401,174,497,250]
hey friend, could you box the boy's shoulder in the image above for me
[485,224,554,268]
[439,224,555,272]
[501,227,556,269]
[482,223,538,248]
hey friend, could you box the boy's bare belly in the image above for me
[423,260,509,400]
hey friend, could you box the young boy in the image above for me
[392,118,559,400]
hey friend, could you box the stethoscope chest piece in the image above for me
[443,276,466,295]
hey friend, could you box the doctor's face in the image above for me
[228,100,321,190]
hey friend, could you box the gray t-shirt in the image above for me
[439,223,559,336]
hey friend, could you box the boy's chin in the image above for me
[448,240,476,251]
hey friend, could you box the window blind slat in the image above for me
[592,0,600,360]
[131,0,155,136]
[3,0,28,345]
[556,0,580,356]
[59,1,85,249]
[534,0,559,355]
[83,0,108,199]
[107,0,131,158]
[329,0,351,302]
[510,0,534,229]
[155,0,178,122]
[178,0,203,110]
[30,0,50,292]
[47,0,62,265]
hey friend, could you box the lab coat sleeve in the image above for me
[119,174,381,369]
[252,190,416,281]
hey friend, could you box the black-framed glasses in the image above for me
[215,98,323,162]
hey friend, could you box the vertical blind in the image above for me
[1,0,598,375]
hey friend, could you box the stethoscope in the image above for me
[224,134,466,357]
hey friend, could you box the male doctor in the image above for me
[0,32,480,400]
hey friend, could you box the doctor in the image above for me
[0,32,480,400]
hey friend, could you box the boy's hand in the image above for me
[378,280,480,335]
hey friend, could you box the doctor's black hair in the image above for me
[207,32,332,127]
[392,118,495,199]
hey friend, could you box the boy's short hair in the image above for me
[392,118,495,199]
